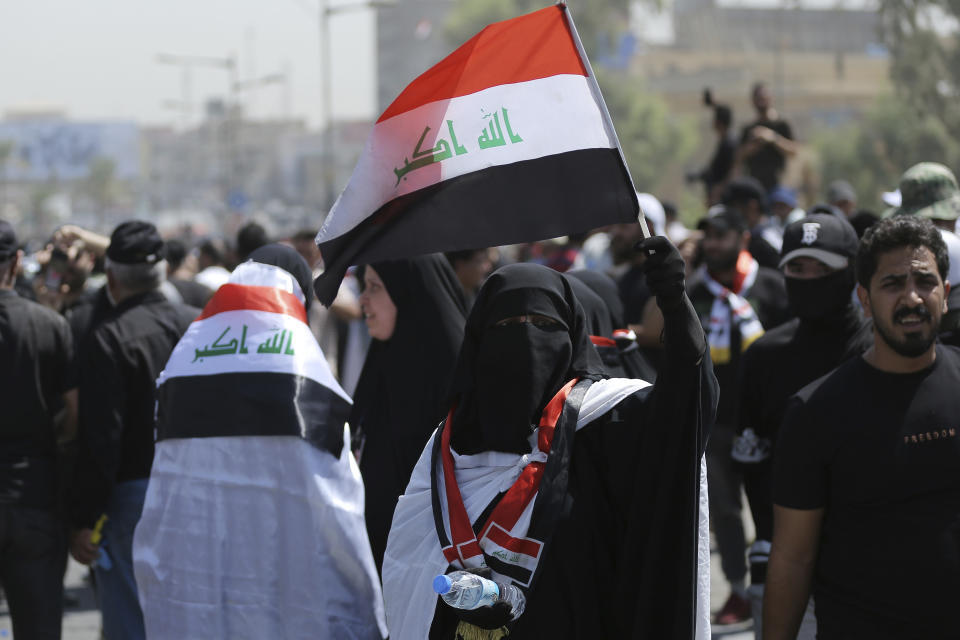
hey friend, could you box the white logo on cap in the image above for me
[801,222,820,246]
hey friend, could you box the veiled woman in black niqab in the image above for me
[380,253,718,639]
[351,254,466,572]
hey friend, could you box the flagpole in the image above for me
[558,2,651,239]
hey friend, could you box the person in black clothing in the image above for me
[351,255,467,573]
[381,238,717,639]
[567,269,658,381]
[690,102,736,205]
[0,220,76,640]
[68,221,197,640]
[732,213,872,638]
[737,82,797,193]
[766,215,960,640]
[723,177,783,270]
[687,204,791,625]
[235,221,269,263]
[163,239,213,307]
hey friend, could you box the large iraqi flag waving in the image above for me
[313,3,639,305]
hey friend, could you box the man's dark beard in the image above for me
[705,248,739,275]
[874,304,939,358]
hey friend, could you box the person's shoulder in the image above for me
[755,265,785,283]
[793,354,864,407]
[935,344,960,371]
[746,318,800,355]
[13,295,70,330]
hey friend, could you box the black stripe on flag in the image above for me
[157,372,351,456]
[314,147,637,305]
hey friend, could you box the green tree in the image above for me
[83,157,119,230]
[813,95,960,212]
[878,0,960,140]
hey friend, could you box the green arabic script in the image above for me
[193,325,250,362]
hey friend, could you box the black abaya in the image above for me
[351,254,467,571]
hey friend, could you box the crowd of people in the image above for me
[1,83,959,640]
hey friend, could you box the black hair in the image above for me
[165,239,187,270]
[751,81,767,98]
[198,238,226,265]
[714,104,732,128]
[445,248,486,266]
[236,222,269,262]
[292,229,318,244]
[855,215,949,288]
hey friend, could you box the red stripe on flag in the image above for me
[590,335,616,347]
[196,284,307,323]
[485,523,542,559]
[377,6,586,123]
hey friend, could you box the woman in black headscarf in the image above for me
[567,270,658,382]
[382,238,719,640]
[351,254,466,572]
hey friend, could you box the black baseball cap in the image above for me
[779,213,858,270]
[697,204,747,233]
[0,220,16,261]
[106,221,165,265]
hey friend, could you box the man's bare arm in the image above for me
[763,505,824,640]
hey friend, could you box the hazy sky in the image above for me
[1,0,376,128]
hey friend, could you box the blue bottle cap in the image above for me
[433,574,453,594]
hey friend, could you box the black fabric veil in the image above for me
[248,244,314,311]
[566,274,615,338]
[350,254,467,571]
[449,263,605,455]
[568,269,626,329]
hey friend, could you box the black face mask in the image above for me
[785,268,855,322]
[471,321,573,454]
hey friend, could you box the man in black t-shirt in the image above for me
[0,220,76,639]
[765,215,960,639]
[734,213,872,638]
[687,205,791,625]
[737,82,796,193]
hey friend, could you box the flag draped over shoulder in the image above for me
[156,261,351,452]
[313,4,638,305]
[133,262,387,638]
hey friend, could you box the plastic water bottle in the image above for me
[432,571,526,620]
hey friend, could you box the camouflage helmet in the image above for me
[892,162,960,221]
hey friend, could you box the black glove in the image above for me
[637,235,686,312]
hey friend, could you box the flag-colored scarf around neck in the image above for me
[699,251,765,365]
[156,261,352,455]
[312,5,638,305]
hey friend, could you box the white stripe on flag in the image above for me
[158,309,350,404]
[317,74,614,245]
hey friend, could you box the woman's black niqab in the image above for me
[449,263,605,455]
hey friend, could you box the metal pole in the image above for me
[320,0,335,211]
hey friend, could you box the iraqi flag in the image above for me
[313,4,638,305]
[134,261,387,638]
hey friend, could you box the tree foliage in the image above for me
[444,0,697,194]
[878,0,960,140]
[813,96,960,212]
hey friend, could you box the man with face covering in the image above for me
[731,213,872,637]
[687,204,791,625]
[383,237,719,639]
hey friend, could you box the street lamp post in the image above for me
[317,0,395,212]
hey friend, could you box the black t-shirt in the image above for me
[70,290,197,528]
[736,308,872,542]
[774,346,960,638]
[688,266,791,426]
[740,118,794,191]
[0,289,73,506]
